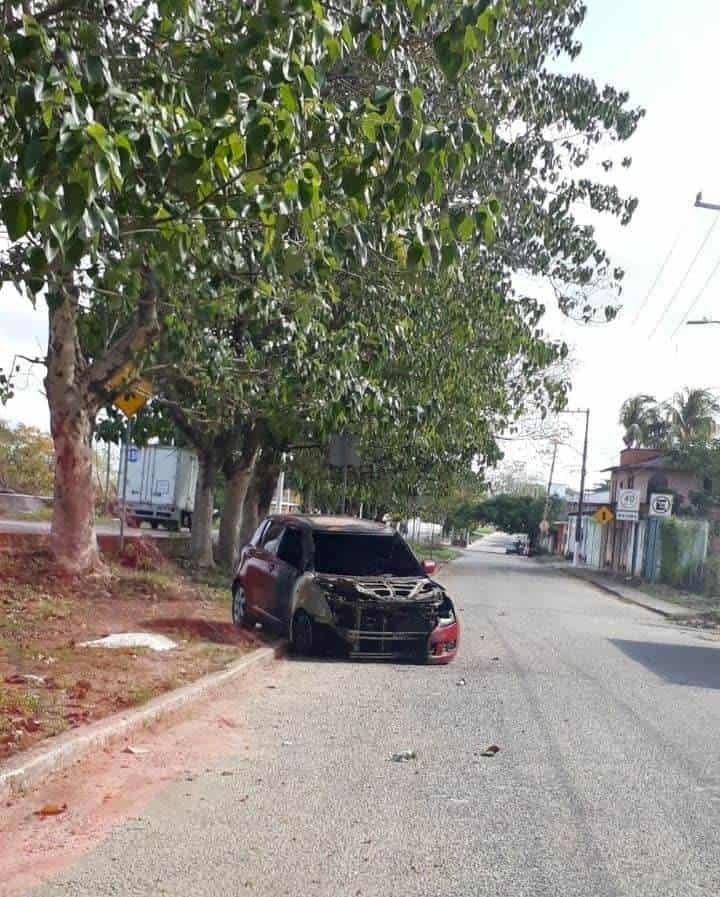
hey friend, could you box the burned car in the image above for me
[231,515,459,663]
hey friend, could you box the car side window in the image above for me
[261,521,285,556]
[250,521,268,546]
[277,527,304,570]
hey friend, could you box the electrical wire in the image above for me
[631,210,690,325]
[669,253,720,338]
[648,212,720,340]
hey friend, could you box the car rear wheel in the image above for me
[232,584,254,629]
[291,610,315,656]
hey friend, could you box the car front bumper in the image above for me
[426,618,460,664]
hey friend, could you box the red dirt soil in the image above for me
[0,548,259,761]
[0,657,288,896]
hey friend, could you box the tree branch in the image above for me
[85,266,160,400]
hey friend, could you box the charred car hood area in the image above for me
[311,573,457,660]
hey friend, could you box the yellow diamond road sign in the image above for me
[592,506,614,525]
[108,364,153,418]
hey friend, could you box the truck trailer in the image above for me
[118,445,198,530]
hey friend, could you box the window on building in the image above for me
[628,475,634,488]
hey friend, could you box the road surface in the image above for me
[27,540,720,896]
[0,517,184,538]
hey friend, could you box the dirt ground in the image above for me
[0,545,259,761]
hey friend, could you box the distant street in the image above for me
[0,518,179,538]
[27,540,720,897]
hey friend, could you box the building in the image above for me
[599,448,707,575]
[564,489,611,566]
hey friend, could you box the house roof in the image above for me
[601,455,693,473]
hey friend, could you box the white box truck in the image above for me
[118,445,198,530]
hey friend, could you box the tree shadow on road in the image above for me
[610,639,720,689]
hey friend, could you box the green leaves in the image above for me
[2,194,32,240]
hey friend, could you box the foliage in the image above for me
[664,389,720,444]
[703,555,720,599]
[619,394,661,448]
[659,517,706,589]
[473,493,554,545]
[619,389,719,449]
[0,0,644,569]
[0,419,55,494]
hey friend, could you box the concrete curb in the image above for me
[553,566,689,618]
[0,642,283,801]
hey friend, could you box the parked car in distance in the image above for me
[506,534,529,555]
[231,515,459,663]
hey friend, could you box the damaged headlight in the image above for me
[437,596,456,627]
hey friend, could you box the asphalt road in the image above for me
[32,538,720,897]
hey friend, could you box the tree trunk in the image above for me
[301,482,314,514]
[257,463,280,521]
[237,471,261,550]
[190,450,218,568]
[217,459,256,570]
[45,292,102,574]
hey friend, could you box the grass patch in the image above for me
[125,684,160,707]
[636,581,720,612]
[408,541,462,563]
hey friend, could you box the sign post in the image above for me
[119,419,133,554]
[111,369,153,553]
[328,434,361,515]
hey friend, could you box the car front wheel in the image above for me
[232,584,253,629]
[291,610,315,656]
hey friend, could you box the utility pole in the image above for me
[573,410,590,568]
[542,440,558,523]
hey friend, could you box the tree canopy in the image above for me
[0,0,644,571]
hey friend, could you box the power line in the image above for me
[670,253,720,338]
[631,211,690,325]
[648,212,720,340]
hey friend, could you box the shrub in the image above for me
[703,555,720,598]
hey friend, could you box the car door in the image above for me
[243,519,282,616]
[250,520,286,619]
[270,526,306,626]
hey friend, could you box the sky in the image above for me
[1,0,719,490]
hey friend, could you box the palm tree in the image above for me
[619,394,658,448]
[664,388,720,444]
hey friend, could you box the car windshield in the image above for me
[312,532,422,577]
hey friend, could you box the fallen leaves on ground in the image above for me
[34,803,67,817]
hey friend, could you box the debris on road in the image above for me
[281,740,293,747]
[122,745,150,756]
[34,803,67,817]
[390,750,417,762]
[217,716,238,729]
[480,745,500,757]
[79,632,178,652]
[456,678,466,686]
[490,656,500,661]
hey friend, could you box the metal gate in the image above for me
[643,517,661,583]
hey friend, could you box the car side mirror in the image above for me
[422,559,437,575]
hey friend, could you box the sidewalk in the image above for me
[543,561,694,618]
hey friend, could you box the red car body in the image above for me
[231,514,459,664]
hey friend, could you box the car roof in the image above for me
[264,514,395,535]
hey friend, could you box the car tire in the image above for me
[231,584,254,629]
[291,610,315,657]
